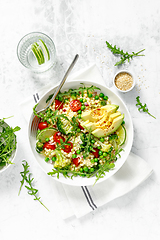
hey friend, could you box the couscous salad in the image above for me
[33,84,126,183]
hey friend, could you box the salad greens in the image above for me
[136,96,156,119]
[0,118,20,167]
[19,160,49,211]
[106,40,145,66]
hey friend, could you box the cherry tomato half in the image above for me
[43,141,56,150]
[91,148,99,158]
[55,99,64,110]
[69,100,81,112]
[53,132,65,143]
[72,157,80,167]
[38,121,48,130]
[62,141,73,153]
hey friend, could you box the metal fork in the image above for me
[30,54,79,132]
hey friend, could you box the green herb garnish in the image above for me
[19,160,49,211]
[0,117,20,167]
[106,41,145,66]
[136,96,156,119]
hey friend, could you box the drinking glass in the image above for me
[17,32,56,73]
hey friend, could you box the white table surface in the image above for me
[0,0,160,239]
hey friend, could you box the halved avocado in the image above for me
[92,114,124,138]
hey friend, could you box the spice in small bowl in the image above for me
[113,70,135,92]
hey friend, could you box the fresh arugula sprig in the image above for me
[136,96,156,119]
[19,160,49,211]
[0,118,20,166]
[18,160,29,195]
[106,41,145,66]
[25,173,49,211]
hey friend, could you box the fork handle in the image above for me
[47,54,79,107]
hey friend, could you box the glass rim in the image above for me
[17,31,56,72]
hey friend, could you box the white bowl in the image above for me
[28,80,134,186]
[113,70,135,93]
[0,120,18,173]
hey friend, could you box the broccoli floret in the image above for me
[54,150,71,169]
[57,118,73,135]
[97,140,112,152]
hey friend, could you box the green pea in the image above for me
[81,105,85,111]
[84,166,89,172]
[77,114,81,119]
[100,137,105,143]
[80,168,83,172]
[99,93,104,98]
[100,155,103,158]
[91,159,95,164]
[79,98,83,102]
[94,158,98,162]
[45,157,49,162]
[97,146,102,149]
[88,93,93,98]
[90,167,95,173]
[98,150,103,155]
[76,150,81,154]
[77,128,81,133]
[100,101,106,106]
[95,95,99,100]
[103,96,108,100]
[45,138,50,142]
[52,156,56,162]
[91,139,95,144]
[72,154,77,159]
[78,110,82,114]
[103,152,108,157]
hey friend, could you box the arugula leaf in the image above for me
[106,41,145,66]
[0,118,20,166]
[19,160,49,211]
[136,96,156,119]
[18,160,29,195]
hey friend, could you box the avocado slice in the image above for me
[108,111,121,122]
[81,104,118,122]
[101,104,119,111]
[92,114,124,138]
[82,121,97,131]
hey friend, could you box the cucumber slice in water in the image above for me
[39,39,50,61]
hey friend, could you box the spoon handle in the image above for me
[47,54,79,107]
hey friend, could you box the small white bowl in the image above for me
[0,120,18,173]
[113,70,135,93]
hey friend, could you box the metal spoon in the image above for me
[36,54,79,114]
